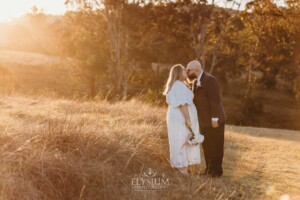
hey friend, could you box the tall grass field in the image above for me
[0,94,299,200]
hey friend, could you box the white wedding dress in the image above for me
[166,80,204,168]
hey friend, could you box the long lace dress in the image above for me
[166,80,204,168]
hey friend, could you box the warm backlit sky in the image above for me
[0,0,286,22]
[0,0,68,21]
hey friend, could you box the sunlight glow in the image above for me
[0,0,287,22]
[0,0,67,22]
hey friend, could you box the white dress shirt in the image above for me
[196,71,203,86]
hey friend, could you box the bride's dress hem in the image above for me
[171,161,202,168]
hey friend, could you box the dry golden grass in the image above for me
[0,50,83,97]
[0,94,299,200]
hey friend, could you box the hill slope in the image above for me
[0,94,299,200]
[0,49,300,130]
[0,50,81,97]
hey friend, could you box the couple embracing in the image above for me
[163,60,226,178]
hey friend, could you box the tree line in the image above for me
[0,0,299,101]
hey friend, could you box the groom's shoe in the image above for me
[210,170,223,178]
[210,173,222,178]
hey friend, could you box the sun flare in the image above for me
[0,0,67,21]
[0,0,287,22]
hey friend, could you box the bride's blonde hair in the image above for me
[163,64,185,95]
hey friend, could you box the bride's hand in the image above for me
[185,119,192,128]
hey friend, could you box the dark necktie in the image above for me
[192,79,197,93]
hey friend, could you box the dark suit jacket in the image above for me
[192,72,226,127]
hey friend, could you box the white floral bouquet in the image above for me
[186,126,204,145]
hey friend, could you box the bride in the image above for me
[163,64,204,175]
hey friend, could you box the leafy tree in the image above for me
[60,10,109,97]
[238,0,296,98]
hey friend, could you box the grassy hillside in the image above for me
[0,94,299,200]
[0,50,83,97]
[1,50,300,130]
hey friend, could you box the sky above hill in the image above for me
[0,0,67,22]
[0,0,286,22]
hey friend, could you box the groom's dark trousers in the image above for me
[192,72,226,177]
[200,123,224,176]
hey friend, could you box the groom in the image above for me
[187,60,226,177]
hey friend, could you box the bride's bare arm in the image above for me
[179,104,191,128]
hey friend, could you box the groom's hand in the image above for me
[212,118,219,128]
[212,121,219,128]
